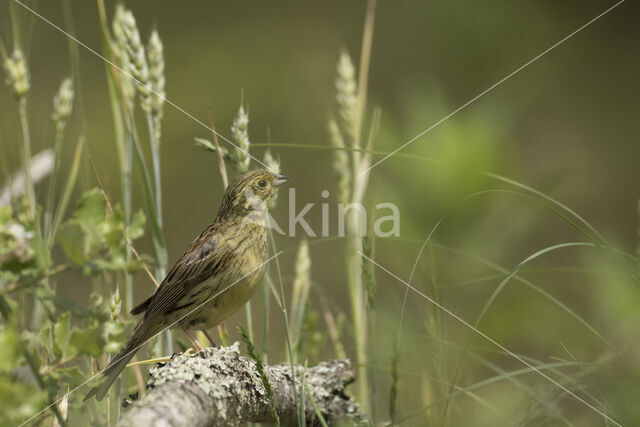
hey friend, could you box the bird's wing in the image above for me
[141,223,226,323]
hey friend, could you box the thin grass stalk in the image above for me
[338,2,377,411]
[61,0,85,125]
[229,105,255,338]
[44,125,64,242]
[145,113,166,276]
[346,194,368,410]
[260,147,279,361]
[361,234,377,421]
[262,274,271,362]
[123,131,134,311]
[355,0,376,154]
[304,377,329,427]
[328,120,351,206]
[207,109,229,189]
[268,229,302,425]
[290,239,311,359]
[319,296,346,359]
[239,325,280,425]
[396,336,606,425]
[45,77,74,243]
[244,300,254,341]
[206,109,232,344]
[49,137,84,247]
[389,329,399,424]
[18,97,35,217]
[300,362,307,424]
[116,5,173,354]
[637,200,640,259]
[97,0,134,317]
[130,118,171,354]
[16,86,49,330]
[122,104,135,320]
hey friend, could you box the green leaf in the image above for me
[38,325,52,357]
[194,137,216,152]
[104,320,128,353]
[56,223,86,265]
[0,326,21,372]
[102,207,125,247]
[0,290,17,319]
[128,210,146,240]
[73,189,105,226]
[70,325,104,357]
[54,312,74,359]
[47,366,85,387]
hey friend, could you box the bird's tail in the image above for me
[84,327,147,401]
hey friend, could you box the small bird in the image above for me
[85,169,289,401]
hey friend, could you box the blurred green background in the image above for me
[1,0,639,425]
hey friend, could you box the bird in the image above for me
[85,169,289,401]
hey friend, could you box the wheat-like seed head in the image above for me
[329,119,352,205]
[3,49,30,98]
[52,78,74,127]
[147,30,165,146]
[109,286,121,322]
[118,8,151,113]
[263,149,280,208]
[231,105,251,173]
[112,5,135,110]
[263,149,280,175]
[335,50,359,145]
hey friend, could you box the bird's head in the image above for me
[217,169,289,220]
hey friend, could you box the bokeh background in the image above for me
[1,0,639,425]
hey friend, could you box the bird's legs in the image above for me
[201,329,218,347]
[182,328,204,352]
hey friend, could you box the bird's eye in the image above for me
[257,179,267,188]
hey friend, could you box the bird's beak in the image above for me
[274,174,289,186]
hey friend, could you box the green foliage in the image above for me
[194,137,232,161]
[57,188,146,274]
[0,323,22,372]
[0,379,48,426]
[0,184,144,425]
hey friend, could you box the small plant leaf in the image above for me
[70,325,104,357]
[54,312,74,359]
[56,224,86,266]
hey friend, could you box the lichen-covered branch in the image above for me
[117,343,365,426]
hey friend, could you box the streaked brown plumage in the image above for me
[85,169,288,401]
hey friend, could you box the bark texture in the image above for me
[117,343,365,426]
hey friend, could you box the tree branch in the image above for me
[117,343,366,426]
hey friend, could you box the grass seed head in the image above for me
[110,286,122,321]
[328,119,351,205]
[263,149,280,208]
[231,105,251,173]
[335,50,358,144]
[147,30,165,145]
[118,8,151,113]
[3,49,30,98]
[52,78,74,126]
[112,5,136,110]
